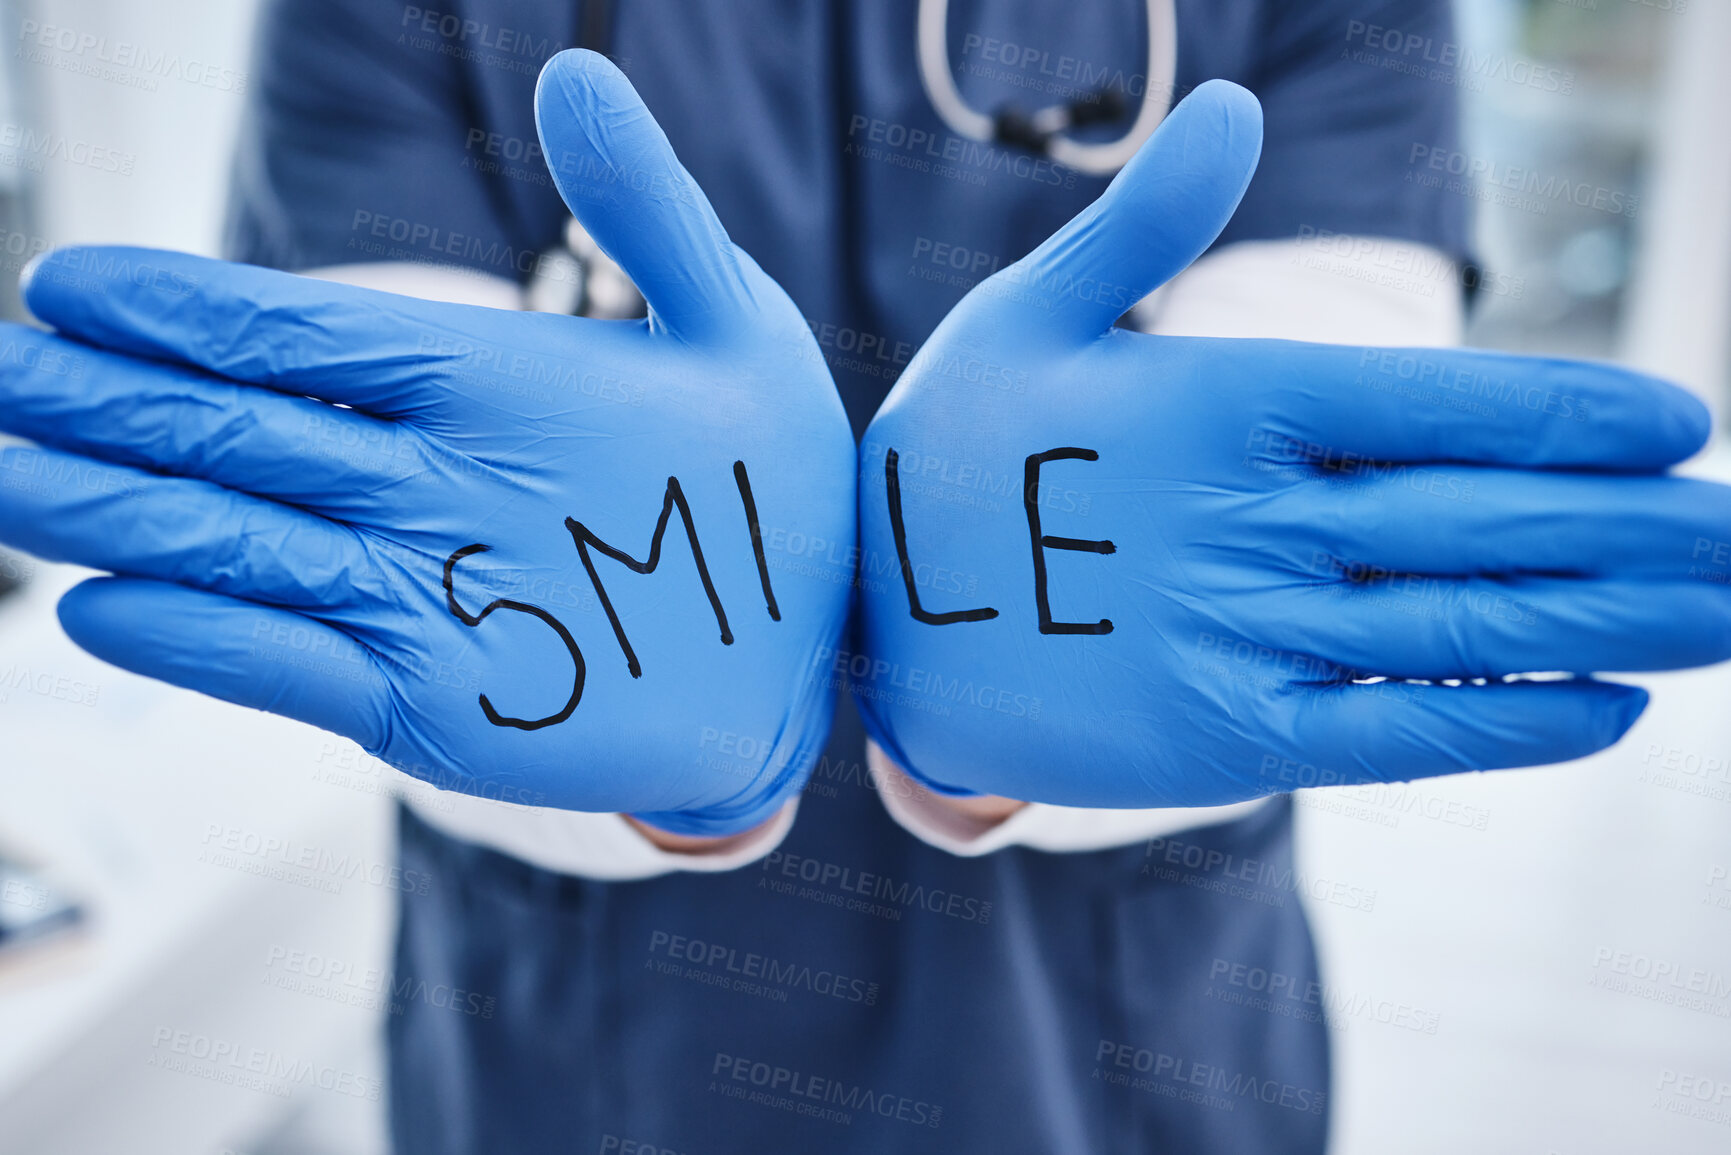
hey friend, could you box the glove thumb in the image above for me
[534,49,765,341]
[991,79,1263,343]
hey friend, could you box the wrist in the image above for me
[628,763,811,841]
[872,757,1028,839]
[926,792,1028,826]
[624,811,785,855]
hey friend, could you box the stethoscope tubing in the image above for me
[915,0,1176,176]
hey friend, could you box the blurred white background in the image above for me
[0,1,1726,1153]
[0,6,394,1154]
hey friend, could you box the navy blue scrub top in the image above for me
[228,2,1466,1151]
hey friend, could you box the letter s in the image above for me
[442,543,585,730]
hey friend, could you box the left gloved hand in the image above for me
[0,50,855,836]
[857,79,1731,808]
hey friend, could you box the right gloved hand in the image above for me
[0,51,854,837]
[856,79,1731,809]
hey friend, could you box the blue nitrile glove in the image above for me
[857,79,1731,808]
[0,51,855,836]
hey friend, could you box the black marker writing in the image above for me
[443,466,786,727]
[442,543,586,730]
[885,446,999,625]
[1024,448,1114,635]
[566,477,732,678]
[734,460,781,622]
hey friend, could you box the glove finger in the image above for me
[535,49,771,341]
[0,326,439,519]
[1267,468,1731,581]
[987,79,1262,343]
[0,444,393,614]
[1228,339,1708,471]
[20,245,523,419]
[1267,677,1648,787]
[1250,574,1731,680]
[58,575,390,752]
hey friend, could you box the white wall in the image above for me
[16,0,259,255]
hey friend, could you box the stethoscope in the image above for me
[538,0,1178,315]
[916,0,1176,177]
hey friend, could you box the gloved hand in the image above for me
[858,79,1731,808]
[0,51,855,836]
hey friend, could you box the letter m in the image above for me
[566,477,731,678]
